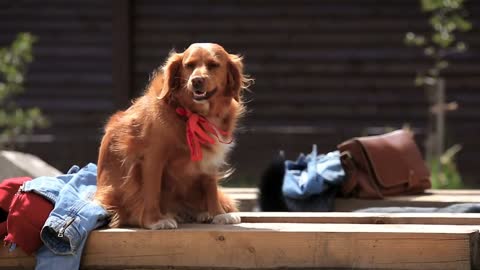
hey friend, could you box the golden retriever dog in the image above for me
[95,43,251,229]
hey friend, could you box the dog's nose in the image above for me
[191,77,205,90]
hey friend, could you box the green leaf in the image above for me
[0,32,47,148]
[430,14,444,31]
[415,75,425,86]
[424,46,436,56]
[455,42,468,52]
[428,67,440,77]
[405,32,426,46]
[422,0,465,12]
[432,32,454,48]
[440,144,462,164]
[436,60,449,70]
[450,14,472,32]
[421,0,442,11]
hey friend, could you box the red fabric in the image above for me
[0,222,6,237]
[0,177,53,255]
[0,177,31,251]
[176,107,232,161]
[0,177,31,214]
[0,177,32,238]
[5,191,53,255]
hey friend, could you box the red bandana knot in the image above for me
[176,107,232,161]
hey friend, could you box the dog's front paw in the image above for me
[212,213,241,225]
[196,212,213,223]
[146,217,178,230]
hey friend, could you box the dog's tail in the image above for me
[258,152,289,211]
[94,185,121,227]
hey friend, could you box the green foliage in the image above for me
[429,144,463,188]
[405,0,472,189]
[0,33,48,149]
[405,0,471,86]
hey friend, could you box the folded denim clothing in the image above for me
[22,164,109,270]
[282,145,345,199]
[284,187,339,212]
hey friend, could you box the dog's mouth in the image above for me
[192,88,218,101]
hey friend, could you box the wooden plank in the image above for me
[222,188,258,211]
[112,0,132,110]
[425,189,480,195]
[224,188,480,212]
[386,194,480,203]
[239,212,480,226]
[1,223,478,270]
[335,194,480,212]
[222,187,258,194]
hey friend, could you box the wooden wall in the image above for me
[1,0,479,186]
[0,0,114,170]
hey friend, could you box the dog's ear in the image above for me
[226,54,252,102]
[156,52,183,100]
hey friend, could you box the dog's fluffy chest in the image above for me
[196,140,234,173]
[175,112,234,174]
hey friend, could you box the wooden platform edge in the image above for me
[1,223,479,270]
[238,212,480,225]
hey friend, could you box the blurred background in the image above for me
[0,0,478,188]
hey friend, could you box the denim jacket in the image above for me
[21,163,108,270]
[282,145,345,199]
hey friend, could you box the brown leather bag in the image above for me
[337,129,431,199]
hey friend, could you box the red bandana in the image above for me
[176,108,232,161]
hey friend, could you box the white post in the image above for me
[436,78,446,160]
[425,77,445,166]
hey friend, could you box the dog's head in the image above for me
[153,43,251,114]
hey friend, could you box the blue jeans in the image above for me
[22,164,108,270]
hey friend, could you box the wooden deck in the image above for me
[2,189,480,269]
[2,213,480,270]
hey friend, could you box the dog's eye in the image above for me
[207,62,220,69]
[185,62,195,69]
